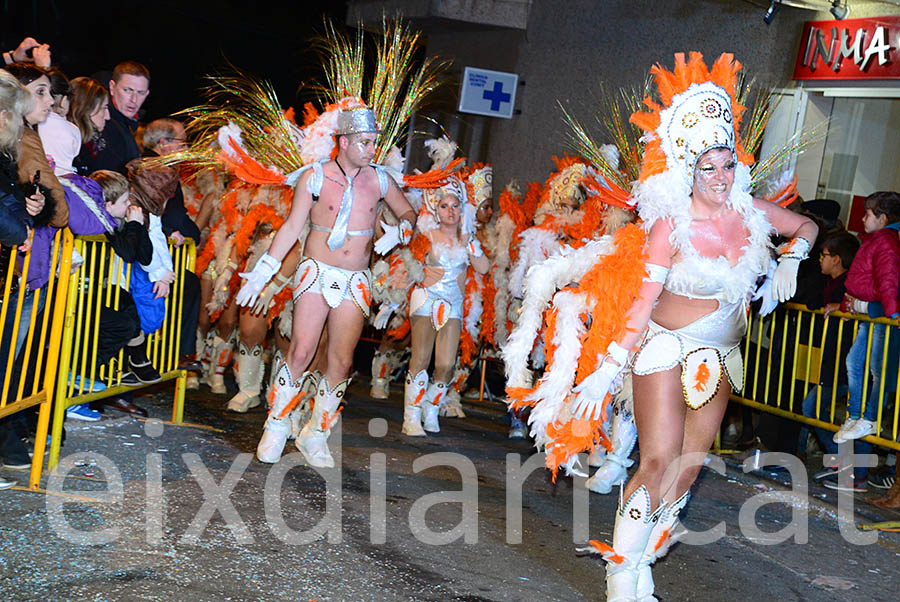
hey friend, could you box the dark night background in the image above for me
[1,0,348,120]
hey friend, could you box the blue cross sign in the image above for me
[458,67,518,119]
[483,81,511,111]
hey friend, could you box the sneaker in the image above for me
[813,463,848,481]
[66,403,101,422]
[68,372,107,393]
[822,474,868,492]
[1,440,33,469]
[868,471,896,490]
[128,359,161,384]
[834,419,875,443]
[119,371,142,386]
[0,476,16,490]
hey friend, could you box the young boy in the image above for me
[61,170,159,419]
[801,233,858,480]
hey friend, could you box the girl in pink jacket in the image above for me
[835,191,900,446]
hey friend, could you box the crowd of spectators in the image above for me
[0,36,201,490]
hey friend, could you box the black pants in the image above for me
[180,270,200,357]
[72,287,141,372]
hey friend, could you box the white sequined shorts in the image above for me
[293,257,372,318]
[631,300,747,410]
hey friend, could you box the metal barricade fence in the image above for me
[0,228,74,489]
[732,302,900,452]
[49,234,196,472]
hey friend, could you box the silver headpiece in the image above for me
[335,108,381,136]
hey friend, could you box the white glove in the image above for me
[772,257,800,302]
[852,298,869,314]
[236,252,281,308]
[373,303,400,329]
[251,272,291,315]
[374,221,401,255]
[467,236,484,258]
[571,359,623,421]
[374,219,413,255]
[753,259,778,317]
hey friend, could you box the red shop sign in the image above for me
[793,16,900,80]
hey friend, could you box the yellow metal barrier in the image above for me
[0,228,74,489]
[732,302,900,452]
[49,235,196,471]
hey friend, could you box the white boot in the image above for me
[586,408,637,495]
[209,329,234,394]
[635,491,689,602]
[295,376,347,468]
[370,351,390,399]
[440,386,467,418]
[290,370,318,440]
[422,381,448,433]
[402,370,428,437]
[598,486,661,602]
[370,377,390,399]
[256,362,302,463]
[587,447,607,468]
[200,329,216,385]
[227,342,264,412]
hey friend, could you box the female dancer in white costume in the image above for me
[570,54,817,601]
[402,181,490,435]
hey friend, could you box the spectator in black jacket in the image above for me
[77,62,148,174]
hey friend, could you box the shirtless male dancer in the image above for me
[236,107,416,467]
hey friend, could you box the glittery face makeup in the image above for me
[347,133,378,164]
[692,147,735,203]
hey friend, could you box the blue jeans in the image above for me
[801,384,848,456]
[845,322,899,422]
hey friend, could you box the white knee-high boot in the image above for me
[586,406,637,494]
[227,342,264,412]
[209,329,235,394]
[370,350,390,399]
[295,376,347,468]
[201,328,216,385]
[290,370,319,440]
[422,381,448,433]
[256,362,303,463]
[402,370,428,437]
[635,490,690,602]
[599,486,662,602]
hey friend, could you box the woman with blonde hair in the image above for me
[401,179,490,436]
[0,69,52,482]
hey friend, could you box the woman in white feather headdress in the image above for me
[503,53,816,601]
[398,139,491,436]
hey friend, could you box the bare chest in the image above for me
[310,168,381,226]
[688,212,749,265]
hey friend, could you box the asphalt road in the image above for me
[1,381,898,601]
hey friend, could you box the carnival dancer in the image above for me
[441,163,494,418]
[164,20,446,467]
[238,106,416,465]
[401,177,490,435]
[503,53,814,601]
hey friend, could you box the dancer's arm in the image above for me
[571,221,672,420]
[236,173,313,307]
